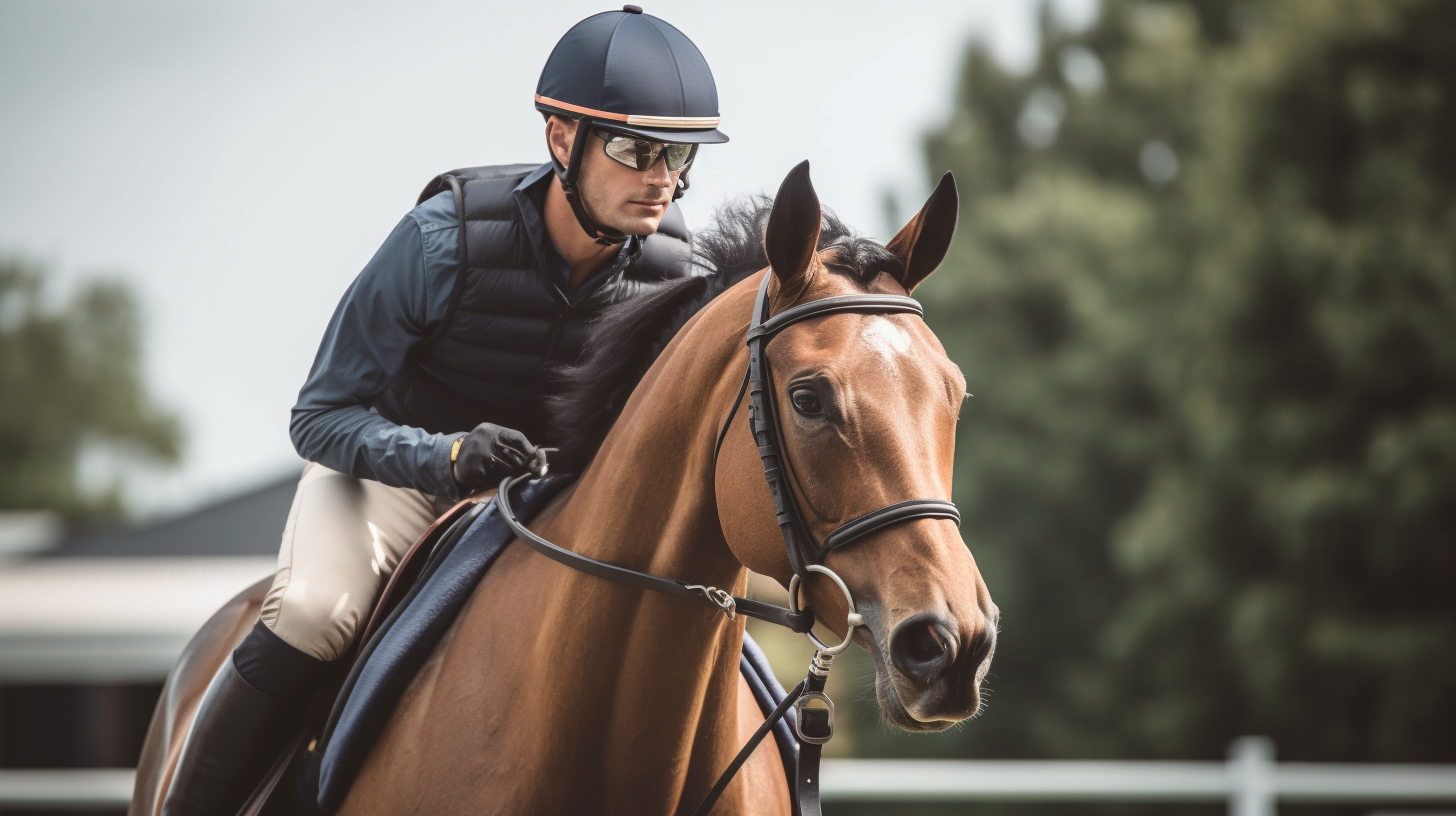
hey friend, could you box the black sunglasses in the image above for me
[595,128,698,172]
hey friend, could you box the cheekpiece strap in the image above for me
[747,273,811,577]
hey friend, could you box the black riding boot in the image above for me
[162,623,325,816]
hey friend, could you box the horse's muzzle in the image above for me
[878,604,997,729]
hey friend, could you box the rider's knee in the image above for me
[264,573,366,663]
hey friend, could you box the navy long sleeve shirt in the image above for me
[289,188,464,498]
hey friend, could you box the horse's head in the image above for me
[718,162,997,732]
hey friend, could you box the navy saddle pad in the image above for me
[312,476,796,812]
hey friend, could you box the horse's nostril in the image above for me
[890,615,955,684]
[908,623,944,662]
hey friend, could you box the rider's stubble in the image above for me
[543,116,683,290]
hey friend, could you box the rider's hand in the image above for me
[451,423,538,491]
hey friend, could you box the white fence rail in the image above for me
[2,739,1454,813]
[821,739,1456,816]
[0,768,133,808]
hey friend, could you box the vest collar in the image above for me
[513,162,639,305]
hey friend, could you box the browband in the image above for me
[748,294,924,341]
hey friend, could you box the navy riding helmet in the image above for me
[536,5,727,244]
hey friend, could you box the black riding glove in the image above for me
[451,423,538,492]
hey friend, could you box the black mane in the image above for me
[546,197,904,470]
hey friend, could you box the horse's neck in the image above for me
[374,283,761,813]
[526,276,755,687]
[540,293,751,584]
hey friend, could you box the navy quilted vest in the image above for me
[374,164,692,443]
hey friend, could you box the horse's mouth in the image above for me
[875,679,963,733]
[859,630,979,733]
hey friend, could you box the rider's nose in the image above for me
[644,155,672,188]
[889,613,958,687]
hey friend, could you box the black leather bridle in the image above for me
[498,271,962,815]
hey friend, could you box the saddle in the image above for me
[241,477,795,816]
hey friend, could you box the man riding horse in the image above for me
[162,8,727,814]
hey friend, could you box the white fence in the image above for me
[821,739,1456,816]
[2,739,1454,813]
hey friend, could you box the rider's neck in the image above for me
[544,175,621,291]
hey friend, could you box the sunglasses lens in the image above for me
[600,131,696,172]
[664,143,696,171]
[602,134,648,169]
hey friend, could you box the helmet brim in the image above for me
[595,123,729,145]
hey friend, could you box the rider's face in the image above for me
[553,118,683,236]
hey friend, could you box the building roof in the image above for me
[0,557,276,681]
[0,472,300,679]
[52,471,299,558]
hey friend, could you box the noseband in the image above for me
[498,270,962,816]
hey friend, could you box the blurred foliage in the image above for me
[846,0,1456,771]
[0,258,181,517]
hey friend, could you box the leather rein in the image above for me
[497,271,961,815]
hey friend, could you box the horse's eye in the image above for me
[790,387,822,416]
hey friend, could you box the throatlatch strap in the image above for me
[713,368,751,463]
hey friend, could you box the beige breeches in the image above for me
[261,462,452,662]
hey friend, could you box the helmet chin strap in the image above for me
[552,117,629,247]
[674,162,691,202]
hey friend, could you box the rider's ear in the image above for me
[886,172,958,293]
[764,160,822,300]
[546,116,577,168]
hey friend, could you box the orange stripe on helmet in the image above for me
[534,94,720,129]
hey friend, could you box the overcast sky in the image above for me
[0,0,1094,518]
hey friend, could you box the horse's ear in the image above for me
[764,160,822,294]
[886,172,959,293]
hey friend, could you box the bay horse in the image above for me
[130,162,997,815]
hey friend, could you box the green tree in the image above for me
[845,0,1456,773]
[0,259,182,517]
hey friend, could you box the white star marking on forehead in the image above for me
[861,319,912,370]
